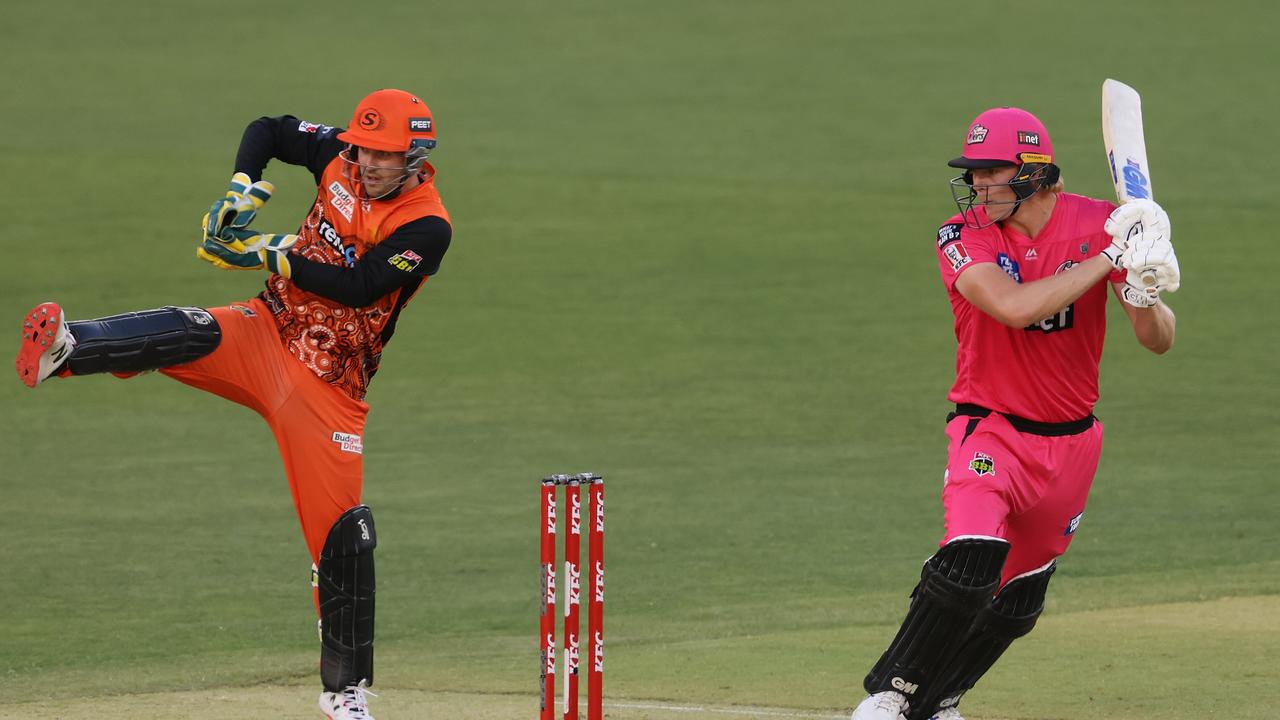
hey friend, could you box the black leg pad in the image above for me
[318,505,377,692]
[919,561,1056,718]
[864,538,1009,714]
[66,306,221,375]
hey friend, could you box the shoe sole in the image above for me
[16,302,63,388]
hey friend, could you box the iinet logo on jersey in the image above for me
[332,431,363,455]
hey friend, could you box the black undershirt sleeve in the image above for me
[287,216,452,308]
[233,115,346,185]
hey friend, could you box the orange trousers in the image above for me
[160,299,369,562]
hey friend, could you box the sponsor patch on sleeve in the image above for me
[937,223,963,249]
[944,242,971,272]
[1064,511,1084,536]
[298,120,334,134]
[388,249,424,272]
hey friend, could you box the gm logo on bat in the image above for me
[1122,158,1150,199]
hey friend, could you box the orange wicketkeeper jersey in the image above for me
[258,156,451,400]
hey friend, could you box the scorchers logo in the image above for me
[315,219,358,267]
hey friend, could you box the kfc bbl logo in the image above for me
[969,452,995,476]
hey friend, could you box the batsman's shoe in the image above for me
[319,682,377,720]
[15,302,73,388]
[928,709,964,720]
[851,691,909,720]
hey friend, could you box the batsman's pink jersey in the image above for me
[935,193,1126,423]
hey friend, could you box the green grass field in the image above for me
[2,2,1277,718]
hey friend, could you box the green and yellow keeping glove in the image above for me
[197,230,298,278]
[202,172,275,242]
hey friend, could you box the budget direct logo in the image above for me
[328,181,355,221]
[331,431,363,454]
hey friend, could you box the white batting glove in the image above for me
[1120,281,1159,308]
[1126,234,1180,294]
[1102,199,1170,270]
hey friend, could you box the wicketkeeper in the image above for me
[850,107,1178,720]
[15,88,452,720]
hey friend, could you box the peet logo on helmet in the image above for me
[358,109,384,131]
[409,117,433,132]
[1017,131,1041,146]
[966,124,989,144]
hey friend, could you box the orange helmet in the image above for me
[337,89,437,199]
[337,89,437,154]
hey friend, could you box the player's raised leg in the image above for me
[15,302,221,388]
[16,302,72,387]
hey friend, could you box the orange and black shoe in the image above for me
[15,302,73,388]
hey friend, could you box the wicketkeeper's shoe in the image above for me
[318,681,377,720]
[851,691,909,720]
[15,302,73,388]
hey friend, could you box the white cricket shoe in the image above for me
[318,681,377,719]
[851,691,909,720]
[929,709,964,720]
[15,302,74,388]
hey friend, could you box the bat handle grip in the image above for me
[1139,268,1158,288]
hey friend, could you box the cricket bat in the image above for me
[1101,78,1158,286]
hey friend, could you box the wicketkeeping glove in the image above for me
[202,172,275,242]
[255,233,297,278]
[197,230,298,278]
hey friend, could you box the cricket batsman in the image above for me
[850,107,1179,720]
[15,88,451,720]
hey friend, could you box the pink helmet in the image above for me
[949,107,1053,169]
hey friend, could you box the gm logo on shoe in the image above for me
[891,677,919,695]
